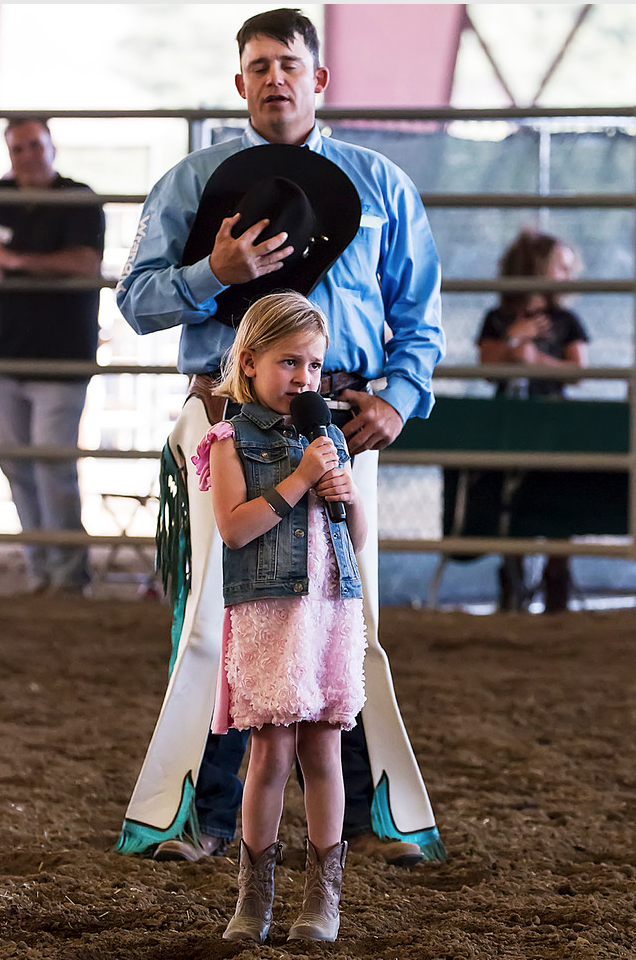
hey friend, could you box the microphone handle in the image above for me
[309,426,347,523]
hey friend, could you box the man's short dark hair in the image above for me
[237,7,321,66]
[4,116,52,139]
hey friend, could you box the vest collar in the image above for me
[239,401,287,431]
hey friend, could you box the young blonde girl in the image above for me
[191,290,367,944]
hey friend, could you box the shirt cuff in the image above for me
[376,376,434,423]
[182,257,228,306]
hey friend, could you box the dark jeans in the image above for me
[341,715,375,839]
[195,715,374,841]
[195,728,250,840]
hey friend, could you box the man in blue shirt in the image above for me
[116,7,446,868]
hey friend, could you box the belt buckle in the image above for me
[320,373,336,399]
[321,370,368,400]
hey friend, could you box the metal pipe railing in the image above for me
[377,536,631,558]
[0,360,630,379]
[1,190,635,209]
[0,106,634,566]
[3,106,635,119]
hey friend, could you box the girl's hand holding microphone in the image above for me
[314,464,357,505]
[296,436,360,506]
[295,436,341,488]
[296,437,367,553]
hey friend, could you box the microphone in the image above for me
[290,391,347,523]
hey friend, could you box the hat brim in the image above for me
[181,143,361,328]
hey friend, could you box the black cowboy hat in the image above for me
[181,143,361,328]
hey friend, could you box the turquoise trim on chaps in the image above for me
[371,771,447,861]
[155,441,191,676]
[168,583,188,678]
[114,773,200,855]
[156,441,192,607]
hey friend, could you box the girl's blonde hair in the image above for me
[213,290,329,404]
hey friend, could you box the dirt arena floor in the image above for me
[1,582,635,959]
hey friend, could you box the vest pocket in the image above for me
[239,442,290,492]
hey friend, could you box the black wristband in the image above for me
[262,487,293,518]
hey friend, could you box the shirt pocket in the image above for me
[336,221,384,292]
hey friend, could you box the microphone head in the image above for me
[289,391,332,436]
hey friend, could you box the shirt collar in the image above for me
[242,122,323,153]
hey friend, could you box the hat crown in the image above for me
[231,176,317,262]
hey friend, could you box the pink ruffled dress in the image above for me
[192,422,367,733]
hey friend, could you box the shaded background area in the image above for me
[1,5,635,608]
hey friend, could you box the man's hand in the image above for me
[209,213,295,286]
[339,389,403,454]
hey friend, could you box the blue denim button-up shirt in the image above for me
[116,124,445,424]
[222,402,362,607]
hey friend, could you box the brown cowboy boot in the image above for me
[287,839,347,942]
[223,838,282,944]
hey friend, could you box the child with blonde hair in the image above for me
[191,290,367,944]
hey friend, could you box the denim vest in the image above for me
[222,402,363,606]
